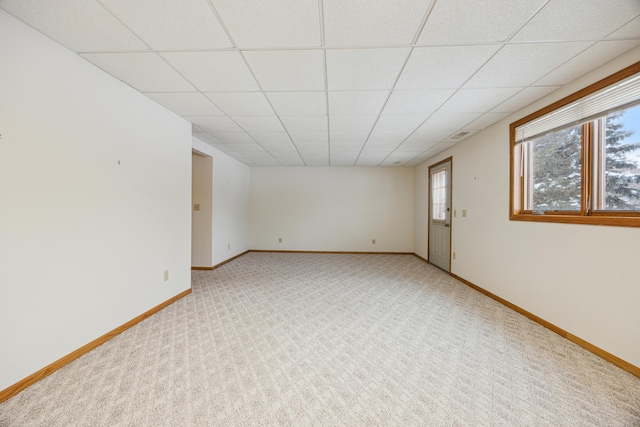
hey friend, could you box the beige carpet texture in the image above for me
[1,252,639,426]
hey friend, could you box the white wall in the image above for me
[415,47,640,367]
[191,153,213,267]
[192,137,251,266]
[250,167,414,252]
[0,11,192,392]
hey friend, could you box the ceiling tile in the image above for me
[402,130,451,144]
[281,116,328,133]
[417,114,482,132]
[100,0,232,50]
[266,92,327,116]
[249,132,292,144]
[380,152,422,166]
[491,86,559,113]
[232,116,284,132]
[205,92,274,116]
[326,48,411,90]
[607,16,640,39]
[328,91,389,115]
[289,132,329,144]
[262,143,298,152]
[296,144,329,155]
[302,155,330,167]
[462,113,511,131]
[331,141,366,152]
[270,152,305,165]
[464,42,592,88]
[535,40,640,86]
[427,142,457,154]
[161,51,259,91]
[418,0,546,45]
[438,87,522,113]
[356,152,388,166]
[330,152,359,166]
[374,115,427,132]
[242,151,280,165]
[0,0,148,52]
[81,53,194,92]
[193,132,222,145]
[512,0,640,42]
[396,45,501,89]
[395,141,439,152]
[383,90,454,115]
[146,92,223,116]
[186,116,242,132]
[208,132,255,144]
[323,0,429,47]
[243,50,325,91]
[329,116,378,133]
[330,133,370,145]
[366,131,412,145]
[231,143,267,153]
[210,0,320,48]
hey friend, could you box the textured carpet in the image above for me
[1,252,639,426]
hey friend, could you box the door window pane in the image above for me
[431,169,446,220]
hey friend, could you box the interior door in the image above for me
[429,159,452,272]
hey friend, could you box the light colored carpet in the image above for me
[1,252,639,426]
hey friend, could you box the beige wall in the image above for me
[0,11,192,391]
[250,167,414,252]
[414,46,640,367]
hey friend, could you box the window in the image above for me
[431,169,447,221]
[510,62,640,227]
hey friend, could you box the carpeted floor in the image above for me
[1,252,639,426]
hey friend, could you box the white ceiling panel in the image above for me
[243,50,325,91]
[395,141,439,152]
[512,0,640,42]
[289,132,329,144]
[328,91,389,115]
[232,143,267,153]
[417,114,482,132]
[427,142,457,154]
[81,53,194,92]
[270,152,305,166]
[330,152,359,166]
[366,131,412,145]
[261,143,298,152]
[242,151,280,165]
[326,49,411,90]
[249,132,292,144]
[193,132,222,145]
[383,89,455,115]
[146,92,224,116]
[205,92,274,116]
[266,92,327,116]
[232,116,284,132]
[374,115,427,132]
[210,0,320,48]
[465,42,593,88]
[185,116,243,132]
[281,116,328,133]
[491,86,559,113]
[356,152,389,166]
[302,156,330,167]
[329,116,378,133]
[161,51,259,91]
[208,132,256,144]
[402,130,452,144]
[380,152,422,166]
[396,45,501,89]
[608,16,640,39]
[323,0,430,47]
[0,0,148,52]
[100,0,232,50]
[462,113,511,131]
[331,141,366,152]
[438,87,522,114]
[330,133,370,145]
[418,0,546,45]
[296,144,329,155]
[535,40,640,86]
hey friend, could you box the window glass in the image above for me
[527,125,582,211]
[431,169,446,220]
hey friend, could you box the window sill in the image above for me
[509,212,640,227]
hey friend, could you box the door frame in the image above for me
[428,156,453,272]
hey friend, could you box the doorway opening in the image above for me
[428,157,452,272]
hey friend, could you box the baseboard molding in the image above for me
[0,288,192,404]
[250,250,414,255]
[412,253,428,263]
[191,250,250,271]
[447,272,640,380]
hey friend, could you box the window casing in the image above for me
[510,62,640,227]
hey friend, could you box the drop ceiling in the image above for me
[2,0,640,167]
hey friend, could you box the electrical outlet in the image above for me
[163,270,169,281]
[279,238,282,243]
[462,209,467,217]
[453,252,456,260]
[372,239,376,244]
[453,210,457,217]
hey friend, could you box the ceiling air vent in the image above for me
[450,131,470,140]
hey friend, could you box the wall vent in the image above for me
[450,131,470,140]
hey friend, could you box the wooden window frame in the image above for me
[509,62,640,228]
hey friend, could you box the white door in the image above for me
[429,159,451,272]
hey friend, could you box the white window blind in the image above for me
[514,73,640,143]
